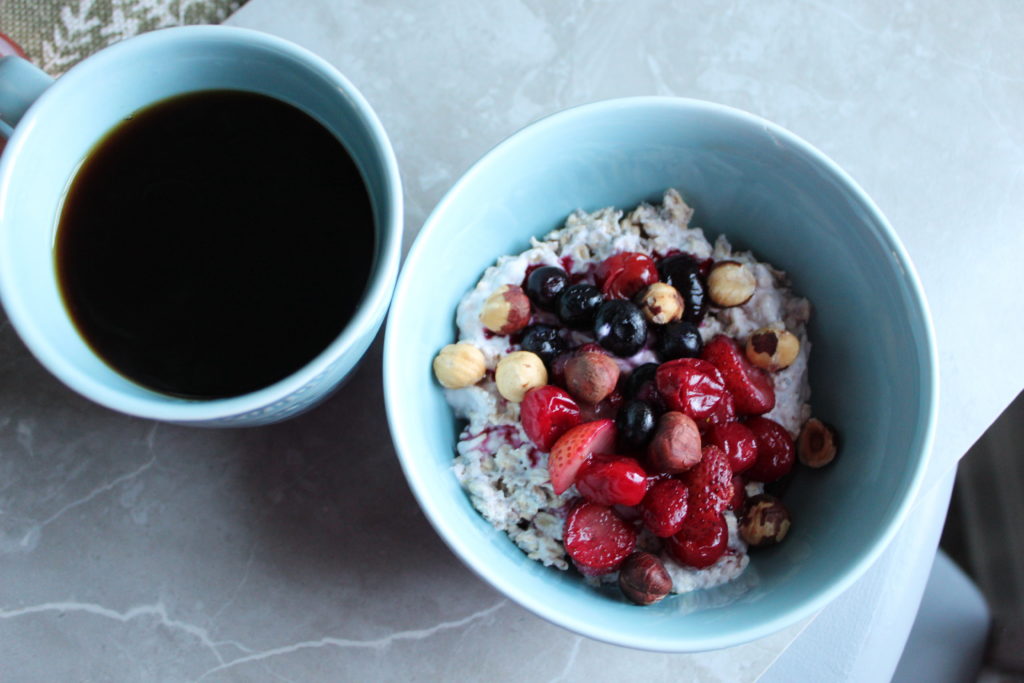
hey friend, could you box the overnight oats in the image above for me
[431,189,839,605]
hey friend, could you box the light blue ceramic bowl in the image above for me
[383,98,937,652]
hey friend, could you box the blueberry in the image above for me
[594,300,647,357]
[525,266,569,311]
[656,321,703,360]
[658,254,708,324]
[616,400,657,451]
[520,324,568,365]
[624,363,659,399]
[557,283,603,329]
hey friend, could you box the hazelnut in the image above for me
[480,284,532,335]
[495,351,547,403]
[739,494,791,547]
[564,351,620,404]
[639,282,684,324]
[432,342,487,389]
[707,260,756,307]
[618,551,673,606]
[745,326,800,371]
[647,411,702,474]
[798,418,838,468]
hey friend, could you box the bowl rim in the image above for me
[383,95,939,652]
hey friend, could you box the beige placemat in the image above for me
[0,0,243,74]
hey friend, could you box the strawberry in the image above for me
[655,358,735,426]
[666,512,728,569]
[745,416,795,483]
[639,478,689,537]
[684,445,735,520]
[700,335,775,415]
[563,500,637,574]
[576,454,649,506]
[706,421,758,473]
[547,419,616,495]
[729,474,747,511]
[595,252,659,300]
[521,385,582,452]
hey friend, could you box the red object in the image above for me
[564,501,637,574]
[547,419,616,495]
[639,478,690,537]
[744,417,796,483]
[684,445,735,520]
[595,252,658,300]
[579,389,624,422]
[700,335,775,415]
[0,32,26,59]
[575,342,609,356]
[667,512,728,569]
[655,357,736,425]
[521,385,582,452]
[575,454,648,506]
[729,474,747,511]
[706,421,758,473]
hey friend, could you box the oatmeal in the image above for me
[434,189,822,603]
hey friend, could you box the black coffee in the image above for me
[56,90,375,399]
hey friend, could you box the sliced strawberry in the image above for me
[706,421,758,473]
[655,358,736,426]
[521,385,582,452]
[595,252,659,300]
[547,419,616,495]
[666,512,728,569]
[684,445,735,520]
[745,416,795,483]
[639,478,689,537]
[700,335,775,415]
[576,454,648,506]
[729,474,747,511]
[564,501,637,574]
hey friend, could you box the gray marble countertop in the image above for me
[3,0,1023,680]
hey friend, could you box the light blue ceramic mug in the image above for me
[0,26,402,426]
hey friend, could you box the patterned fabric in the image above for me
[0,0,244,75]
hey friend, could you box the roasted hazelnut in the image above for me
[707,260,756,307]
[564,351,620,404]
[495,351,547,403]
[739,494,791,547]
[798,418,838,468]
[647,411,702,474]
[480,284,532,335]
[618,551,673,606]
[639,282,684,324]
[745,326,800,371]
[432,342,487,389]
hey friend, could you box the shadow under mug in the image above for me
[0,26,402,426]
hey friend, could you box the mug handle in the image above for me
[0,56,55,137]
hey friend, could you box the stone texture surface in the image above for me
[0,336,805,681]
